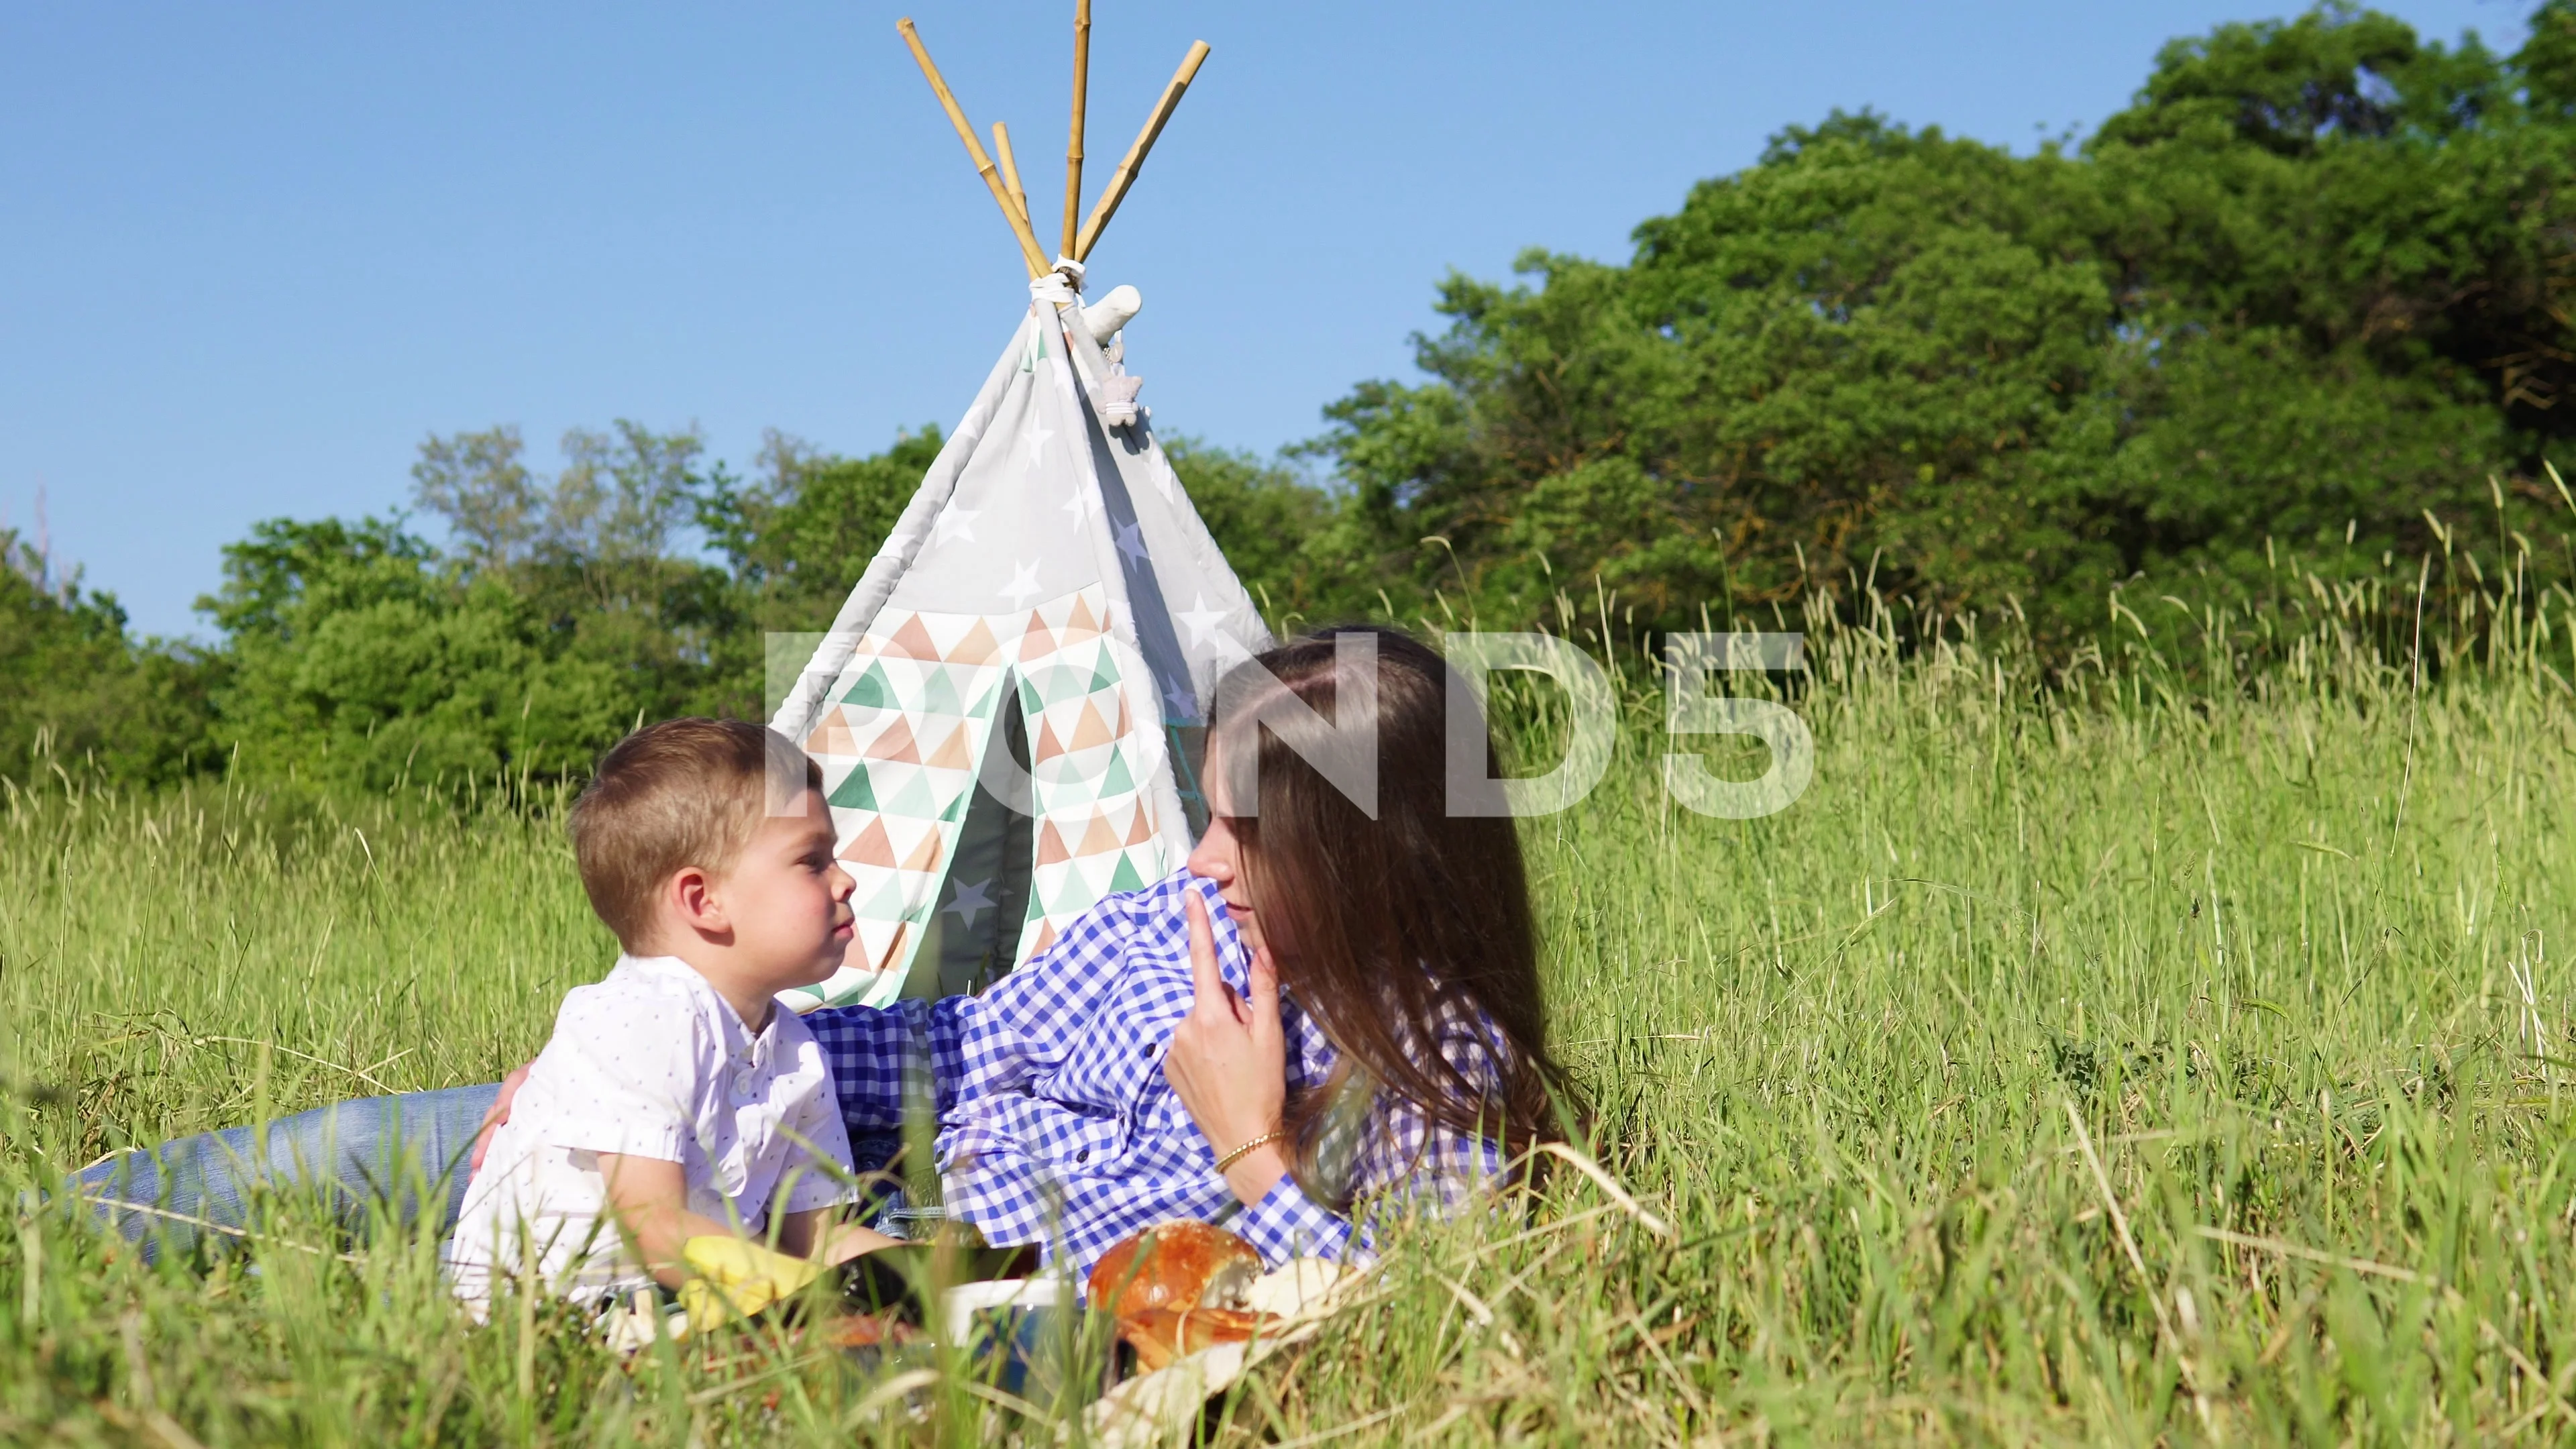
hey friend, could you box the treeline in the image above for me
[1284,1,2576,641]
[8,2,2573,792]
[0,426,1313,794]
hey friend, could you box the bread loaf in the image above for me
[1086,1220,1263,1315]
[1114,1305,1276,1373]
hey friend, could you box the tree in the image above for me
[697,427,944,632]
[2528,1,2576,114]
[199,517,637,793]
[0,533,211,786]
[1305,3,2574,648]
[203,419,747,795]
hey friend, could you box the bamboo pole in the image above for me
[896,17,1051,277]
[1061,0,1091,262]
[991,121,1033,237]
[1072,39,1211,262]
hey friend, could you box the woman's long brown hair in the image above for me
[1210,625,1568,1200]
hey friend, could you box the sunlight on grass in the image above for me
[5,555,2575,1444]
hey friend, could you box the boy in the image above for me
[447,718,894,1314]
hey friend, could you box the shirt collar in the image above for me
[615,953,777,1060]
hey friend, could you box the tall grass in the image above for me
[4,545,2575,1444]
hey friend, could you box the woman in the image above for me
[814,624,1568,1270]
[74,625,1566,1274]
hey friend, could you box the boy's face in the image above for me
[718,788,856,989]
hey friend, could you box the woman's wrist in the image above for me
[1220,1140,1291,1208]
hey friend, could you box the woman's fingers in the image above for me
[469,1060,534,1175]
[1183,890,1246,1024]
[1163,899,1293,1211]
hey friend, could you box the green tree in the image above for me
[202,420,745,795]
[2528,0,2576,113]
[0,534,211,786]
[199,517,637,793]
[1306,3,2575,648]
[696,427,946,635]
[691,425,1338,647]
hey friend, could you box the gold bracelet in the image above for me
[1213,1128,1289,1174]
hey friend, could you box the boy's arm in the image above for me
[595,1153,763,1288]
[773,1207,900,1266]
[599,1155,899,1287]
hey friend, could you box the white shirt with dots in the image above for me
[446,954,855,1313]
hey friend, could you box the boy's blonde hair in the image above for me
[568,718,826,950]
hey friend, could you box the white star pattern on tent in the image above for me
[1062,482,1097,529]
[1175,593,1232,653]
[932,505,981,547]
[1163,678,1198,719]
[943,876,996,928]
[1114,520,1149,566]
[1001,558,1043,608]
[1022,416,1055,471]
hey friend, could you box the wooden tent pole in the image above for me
[1061,0,1091,262]
[1072,39,1210,262]
[991,121,1034,236]
[896,17,1051,277]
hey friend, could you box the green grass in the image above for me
[6,564,2576,1444]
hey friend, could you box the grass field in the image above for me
[6,564,2576,1445]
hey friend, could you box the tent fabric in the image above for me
[771,289,1272,1010]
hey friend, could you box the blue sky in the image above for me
[1,1,2531,639]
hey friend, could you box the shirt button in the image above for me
[1076,1149,1091,1163]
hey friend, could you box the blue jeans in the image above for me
[69,1083,500,1261]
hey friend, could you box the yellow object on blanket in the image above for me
[679,1236,822,1334]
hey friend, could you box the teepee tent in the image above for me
[772,9,1269,1010]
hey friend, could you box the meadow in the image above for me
[5,556,2576,1446]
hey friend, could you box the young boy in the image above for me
[447,718,894,1314]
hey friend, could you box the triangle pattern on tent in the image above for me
[828,762,877,812]
[1108,853,1147,894]
[1095,749,1134,800]
[922,667,965,718]
[770,292,1276,1012]
[841,662,896,711]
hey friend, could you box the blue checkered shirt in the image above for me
[804,870,1507,1277]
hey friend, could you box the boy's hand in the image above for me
[608,1160,891,1299]
[777,1206,900,1267]
[816,1219,902,1266]
[468,1061,534,1174]
[680,1236,822,1332]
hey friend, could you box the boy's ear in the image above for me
[665,863,731,937]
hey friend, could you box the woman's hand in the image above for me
[1163,892,1291,1206]
[468,1061,534,1174]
